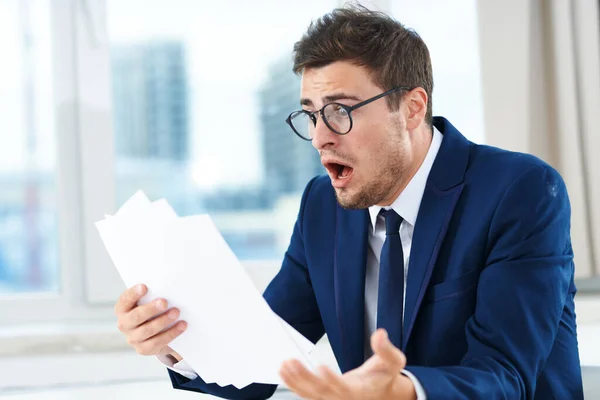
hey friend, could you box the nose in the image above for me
[311,113,339,151]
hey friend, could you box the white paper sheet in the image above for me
[96,191,317,389]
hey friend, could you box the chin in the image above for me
[334,188,370,210]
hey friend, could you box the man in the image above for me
[114,6,583,399]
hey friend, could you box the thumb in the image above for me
[371,329,407,373]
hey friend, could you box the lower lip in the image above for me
[331,169,354,188]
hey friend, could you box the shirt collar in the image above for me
[368,126,443,233]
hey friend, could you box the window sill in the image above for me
[1,293,598,391]
[2,294,600,356]
[573,294,600,324]
[0,350,164,391]
[0,321,337,392]
[3,293,599,353]
[0,261,283,358]
[0,320,126,357]
[576,277,600,295]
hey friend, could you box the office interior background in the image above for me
[0,0,599,398]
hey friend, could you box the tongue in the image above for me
[339,166,352,179]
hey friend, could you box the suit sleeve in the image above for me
[405,165,575,399]
[167,176,324,399]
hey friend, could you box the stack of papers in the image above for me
[96,191,316,389]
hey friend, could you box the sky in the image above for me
[0,0,484,189]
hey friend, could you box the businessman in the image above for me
[114,6,583,399]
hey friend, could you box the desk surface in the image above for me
[4,367,599,399]
[1,381,301,399]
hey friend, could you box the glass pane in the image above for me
[107,1,332,261]
[0,0,59,294]
[391,0,485,144]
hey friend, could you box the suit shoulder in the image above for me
[300,175,337,219]
[303,174,334,200]
[468,143,564,187]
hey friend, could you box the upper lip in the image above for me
[320,156,352,168]
[321,156,353,178]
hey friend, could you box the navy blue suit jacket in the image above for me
[168,117,583,399]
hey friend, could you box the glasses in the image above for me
[285,86,411,141]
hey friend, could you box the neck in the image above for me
[377,124,433,207]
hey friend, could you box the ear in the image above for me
[404,87,428,130]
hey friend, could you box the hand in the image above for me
[279,329,417,400]
[115,284,187,359]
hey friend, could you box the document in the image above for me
[96,191,317,389]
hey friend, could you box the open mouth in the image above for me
[324,161,354,181]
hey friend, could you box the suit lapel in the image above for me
[402,183,464,348]
[334,205,369,372]
[402,117,471,349]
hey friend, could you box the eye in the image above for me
[330,104,348,117]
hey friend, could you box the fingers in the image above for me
[127,307,180,344]
[316,365,347,398]
[114,284,146,314]
[118,298,169,332]
[168,349,183,362]
[280,359,325,399]
[134,321,187,356]
[114,285,187,357]
[370,329,407,372]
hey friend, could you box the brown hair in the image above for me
[292,5,434,125]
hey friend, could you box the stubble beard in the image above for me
[335,138,405,210]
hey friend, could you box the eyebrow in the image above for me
[300,93,363,107]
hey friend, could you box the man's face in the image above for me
[300,61,411,209]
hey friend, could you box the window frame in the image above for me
[0,0,117,325]
[2,0,598,328]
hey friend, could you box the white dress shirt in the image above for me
[160,127,444,400]
[364,126,443,399]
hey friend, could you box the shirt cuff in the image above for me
[402,369,427,400]
[156,354,199,380]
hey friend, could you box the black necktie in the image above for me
[376,209,405,350]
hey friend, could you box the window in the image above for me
[0,5,598,392]
[0,0,59,295]
[106,0,334,263]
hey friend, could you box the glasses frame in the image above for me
[285,86,412,141]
